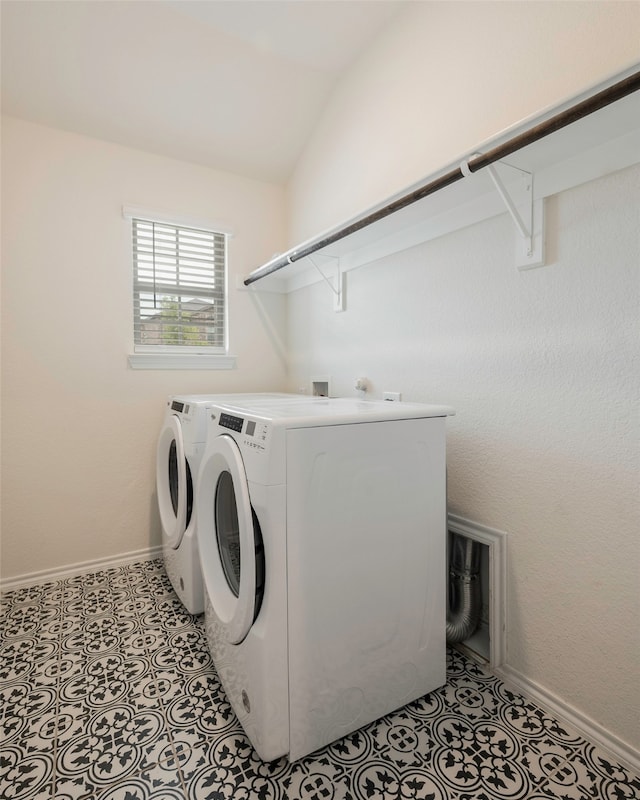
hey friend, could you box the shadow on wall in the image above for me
[247,290,288,372]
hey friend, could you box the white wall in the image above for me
[1,117,287,582]
[284,1,640,756]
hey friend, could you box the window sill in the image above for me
[128,353,237,370]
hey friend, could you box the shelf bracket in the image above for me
[308,254,345,311]
[461,155,545,270]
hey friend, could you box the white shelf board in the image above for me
[245,73,640,294]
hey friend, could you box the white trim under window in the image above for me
[123,206,236,370]
[127,353,237,370]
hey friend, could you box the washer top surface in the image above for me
[212,396,454,428]
[168,392,297,407]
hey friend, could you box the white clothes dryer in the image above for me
[196,396,454,761]
[156,393,299,614]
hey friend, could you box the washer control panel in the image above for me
[170,399,190,416]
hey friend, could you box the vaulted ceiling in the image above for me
[1,0,406,182]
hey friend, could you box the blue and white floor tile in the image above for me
[1,560,638,799]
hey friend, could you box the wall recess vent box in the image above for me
[311,377,330,397]
[447,514,507,669]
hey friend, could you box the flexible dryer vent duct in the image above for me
[446,532,482,644]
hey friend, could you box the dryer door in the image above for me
[156,415,192,549]
[198,434,263,645]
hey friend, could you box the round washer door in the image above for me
[197,434,259,645]
[156,415,190,549]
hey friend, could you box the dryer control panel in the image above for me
[219,413,269,452]
[244,418,269,451]
[219,413,244,432]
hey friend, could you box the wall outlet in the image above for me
[383,392,401,401]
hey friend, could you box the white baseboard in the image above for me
[0,546,163,593]
[496,663,640,776]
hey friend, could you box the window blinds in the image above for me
[132,218,226,351]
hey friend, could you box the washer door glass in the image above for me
[198,434,265,644]
[156,415,190,548]
[169,441,193,528]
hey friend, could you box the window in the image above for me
[131,215,227,354]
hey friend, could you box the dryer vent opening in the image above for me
[446,531,482,644]
[312,378,330,397]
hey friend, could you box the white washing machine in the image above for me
[156,393,299,614]
[196,396,454,761]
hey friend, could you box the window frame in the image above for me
[123,206,236,370]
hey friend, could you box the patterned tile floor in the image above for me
[1,559,638,800]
